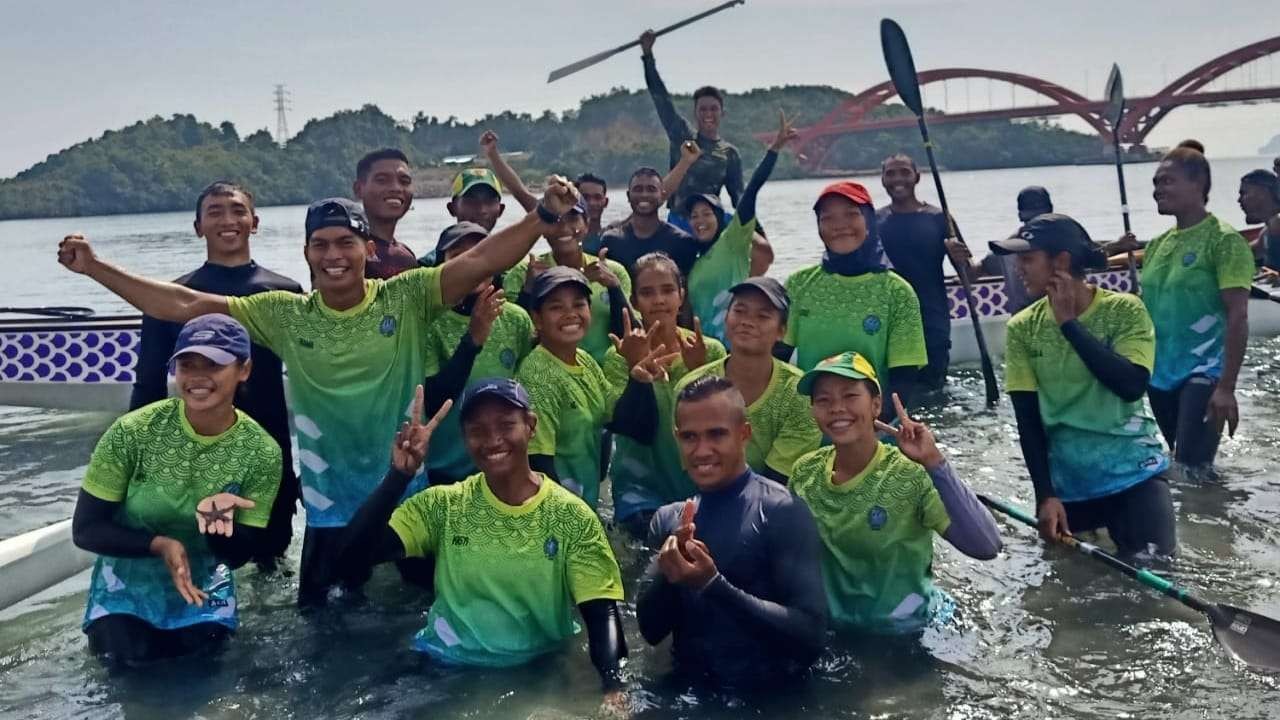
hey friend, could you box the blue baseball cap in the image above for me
[169,314,251,366]
[459,378,532,421]
[305,197,371,241]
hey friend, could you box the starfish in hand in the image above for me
[197,500,232,525]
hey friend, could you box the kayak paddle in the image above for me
[0,306,96,319]
[1105,64,1140,293]
[546,0,745,83]
[979,493,1280,672]
[880,18,999,406]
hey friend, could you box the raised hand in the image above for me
[195,493,257,537]
[479,129,499,158]
[391,385,453,476]
[658,535,718,589]
[57,233,97,274]
[679,140,702,164]
[769,110,799,151]
[629,344,681,384]
[873,392,944,470]
[609,312,653,369]
[1044,269,1080,325]
[468,285,505,344]
[151,536,207,606]
[522,253,550,290]
[680,317,709,370]
[639,29,656,55]
[540,175,580,218]
[583,247,621,289]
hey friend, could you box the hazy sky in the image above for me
[3,0,1277,178]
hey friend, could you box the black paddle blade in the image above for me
[880,19,923,116]
[1210,603,1280,672]
[1105,63,1126,127]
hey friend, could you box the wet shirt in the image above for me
[503,251,631,363]
[1140,214,1254,390]
[675,356,821,478]
[784,266,929,378]
[1005,289,1169,502]
[423,303,535,480]
[877,204,952,346]
[365,237,420,280]
[600,222,702,278]
[81,399,281,631]
[687,215,756,344]
[389,473,624,667]
[518,345,620,508]
[601,329,728,521]
[642,54,744,213]
[790,443,950,634]
[227,267,444,527]
[130,261,301,475]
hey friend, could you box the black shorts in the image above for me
[1148,375,1221,468]
[1064,474,1177,557]
[85,615,230,668]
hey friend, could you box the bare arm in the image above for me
[1207,287,1248,436]
[480,131,538,213]
[661,141,702,202]
[58,234,228,321]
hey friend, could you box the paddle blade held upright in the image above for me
[880,19,923,115]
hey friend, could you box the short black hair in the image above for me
[575,173,607,193]
[1241,169,1280,205]
[629,167,662,186]
[880,153,918,173]
[632,251,684,291]
[356,148,409,181]
[1176,139,1206,155]
[195,181,254,224]
[676,375,747,421]
[693,86,725,108]
[1162,145,1211,203]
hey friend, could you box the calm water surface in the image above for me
[2,159,1279,719]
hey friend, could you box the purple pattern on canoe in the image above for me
[947,270,1133,319]
[0,330,139,383]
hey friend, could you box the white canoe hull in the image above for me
[0,520,93,611]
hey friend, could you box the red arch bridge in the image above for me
[770,35,1280,172]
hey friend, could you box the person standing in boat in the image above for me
[1113,144,1253,469]
[129,181,301,571]
[790,352,1001,635]
[328,380,631,717]
[950,186,1052,315]
[877,154,969,391]
[57,179,583,604]
[354,149,419,279]
[784,181,928,419]
[637,375,828,690]
[1237,169,1280,271]
[73,314,281,668]
[638,29,743,229]
[994,213,1177,557]
[676,278,820,484]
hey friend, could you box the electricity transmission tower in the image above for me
[273,84,292,146]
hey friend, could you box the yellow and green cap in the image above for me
[450,167,503,198]
[797,351,879,395]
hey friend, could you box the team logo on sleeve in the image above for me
[867,505,889,530]
[1181,252,1197,267]
[379,315,397,336]
[500,348,517,370]
[862,315,882,335]
[544,537,559,559]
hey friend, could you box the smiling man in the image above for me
[600,167,701,278]
[57,178,582,603]
[354,149,419,279]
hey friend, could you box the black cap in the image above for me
[989,213,1105,269]
[683,192,724,215]
[529,265,591,309]
[305,198,371,241]
[729,276,789,314]
[434,222,489,257]
[1016,186,1053,213]
[458,378,532,421]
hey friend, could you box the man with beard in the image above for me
[600,167,702,279]
[354,149,419,279]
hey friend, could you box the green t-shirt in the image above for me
[784,267,929,377]
[503,252,631,364]
[518,345,619,508]
[423,303,535,480]
[227,267,445,527]
[1139,213,1254,390]
[389,473,625,667]
[687,216,756,344]
[1004,289,1169,502]
[675,356,822,478]
[601,330,728,520]
[789,443,950,634]
[81,398,281,631]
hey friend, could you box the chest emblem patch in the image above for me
[1181,251,1197,267]
[544,537,559,560]
[500,348,517,370]
[379,315,397,336]
[868,505,889,531]
[863,314,882,335]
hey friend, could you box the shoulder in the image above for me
[233,412,282,458]
[117,397,180,432]
[661,223,693,241]
[1097,288,1145,313]
[500,301,533,326]
[790,446,835,492]
[600,226,628,241]
[884,272,922,302]
[921,203,946,217]
[784,264,824,290]
[875,206,893,221]
[256,265,304,292]
[772,357,805,384]
[677,355,727,389]
[1007,297,1048,333]
[878,444,933,490]
[754,475,815,523]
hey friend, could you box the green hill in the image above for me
[0,86,1111,220]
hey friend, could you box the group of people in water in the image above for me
[48,31,1280,713]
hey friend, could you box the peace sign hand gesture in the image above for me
[680,316,709,371]
[609,311,654,369]
[391,385,454,476]
[629,344,681,384]
[874,392,945,470]
[769,110,799,152]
